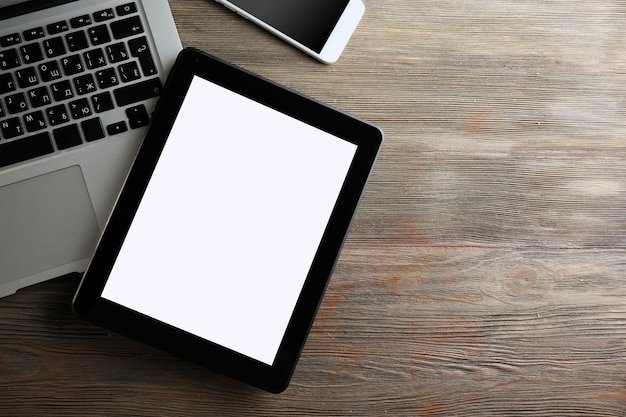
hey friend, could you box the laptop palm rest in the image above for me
[0,166,100,292]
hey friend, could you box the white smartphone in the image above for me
[216,0,365,64]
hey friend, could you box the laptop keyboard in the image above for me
[0,2,162,169]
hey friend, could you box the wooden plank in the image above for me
[2,0,626,415]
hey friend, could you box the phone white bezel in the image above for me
[216,0,365,64]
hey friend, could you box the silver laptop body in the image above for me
[0,0,182,297]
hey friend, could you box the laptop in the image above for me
[0,0,183,298]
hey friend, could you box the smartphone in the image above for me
[216,0,365,64]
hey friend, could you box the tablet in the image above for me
[72,48,383,393]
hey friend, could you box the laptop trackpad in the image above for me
[0,166,100,286]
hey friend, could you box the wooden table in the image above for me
[2,1,626,415]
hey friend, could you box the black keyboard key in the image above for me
[114,77,161,107]
[27,86,52,108]
[70,15,92,29]
[1,117,24,139]
[51,80,74,102]
[0,33,21,47]
[47,21,69,35]
[53,123,82,149]
[96,68,119,89]
[0,73,16,94]
[118,61,140,83]
[20,43,44,64]
[107,121,127,135]
[84,48,107,69]
[0,131,54,167]
[106,42,129,63]
[117,3,138,16]
[91,92,114,113]
[23,110,47,132]
[46,104,70,126]
[126,104,149,129]
[54,123,82,148]
[23,27,45,41]
[73,73,97,95]
[5,92,28,114]
[38,61,62,82]
[61,54,85,76]
[94,8,115,22]
[87,25,111,46]
[81,117,105,141]
[15,67,39,89]
[128,36,157,76]
[111,16,144,39]
[43,37,66,58]
[0,48,20,70]
[0,102,4,118]
[66,31,89,51]
[69,98,91,119]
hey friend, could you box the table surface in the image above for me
[3,1,626,415]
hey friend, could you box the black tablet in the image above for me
[72,48,383,393]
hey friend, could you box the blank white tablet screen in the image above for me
[101,76,357,366]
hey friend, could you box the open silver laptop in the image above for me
[0,0,182,297]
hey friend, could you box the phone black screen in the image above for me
[227,0,350,53]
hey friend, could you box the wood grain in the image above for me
[2,0,626,415]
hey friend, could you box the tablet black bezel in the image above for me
[72,48,383,393]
